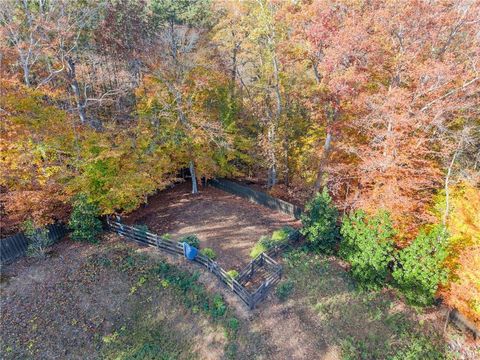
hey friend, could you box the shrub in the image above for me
[226,270,239,279]
[276,280,294,301]
[250,235,270,258]
[200,247,217,260]
[180,234,200,249]
[22,219,54,258]
[271,226,298,242]
[300,188,339,253]
[211,294,227,318]
[250,226,299,258]
[226,317,240,334]
[393,225,449,306]
[69,194,102,243]
[339,210,395,289]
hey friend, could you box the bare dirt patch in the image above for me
[124,182,300,269]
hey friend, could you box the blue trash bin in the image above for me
[183,242,198,260]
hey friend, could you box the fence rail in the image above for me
[0,223,69,264]
[107,217,282,309]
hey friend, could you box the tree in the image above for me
[300,188,339,253]
[340,210,396,289]
[393,226,450,306]
[149,0,213,193]
[69,194,103,243]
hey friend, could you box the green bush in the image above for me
[250,226,299,258]
[180,234,200,249]
[69,194,103,243]
[392,225,449,306]
[211,294,227,318]
[22,220,54,258]
[250,235,270,258]
[276,280,294,301]
[339,210,395,289]
[300,188,339,253]
[271,226,298,242]
[226,270,239,279]
[200,247,217,260]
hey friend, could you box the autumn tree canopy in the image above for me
[1,0,479,324]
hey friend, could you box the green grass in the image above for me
[282,249,453,360]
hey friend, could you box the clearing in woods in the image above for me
[1,183,477,359]
[123,182,300,269]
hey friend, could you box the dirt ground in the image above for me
[123,182,300,269]
[1,235,478,360]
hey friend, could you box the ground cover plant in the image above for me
[22,219,54,259]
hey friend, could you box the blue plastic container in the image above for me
[183,242,198,260]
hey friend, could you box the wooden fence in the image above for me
[209,179,303,219]
[0,223,69,264]
[107,217,282,309]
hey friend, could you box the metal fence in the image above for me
[0,223,69,264]
[209,179,303,219]
[107,217,282,309]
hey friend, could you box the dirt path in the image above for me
[124,182,300,269]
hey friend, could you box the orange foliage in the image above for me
[0,185,70,234]
[443,246,480,327]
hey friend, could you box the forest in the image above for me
[1,0,479,355]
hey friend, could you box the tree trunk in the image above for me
[443,146,461,227]
[21,60,31,87]
[190,161,198,194]
[66,57,88,125]
[267,123,277,188]
[314,132,332,192]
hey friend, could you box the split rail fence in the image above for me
[107,217,282,309]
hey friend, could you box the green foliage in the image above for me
[95,245,238,359]
[151,0,212,27]
[275,280,294,301]
[150,260,227,320]
[250,226,298,258]
[300,188,339,254]
[22,220,54,258]
[200,247,217,260]
[283,251,449,359]
[339,210,396,289]
[226,270,239,279]
[211,294,227,319]
[180,234,200,248]
[250,235,270,258]
[272,226,299,242]
[393,226,450,306]
[226,317,240,334]
[68,194,103,243]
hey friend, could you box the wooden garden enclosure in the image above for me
[107,217,282,309]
